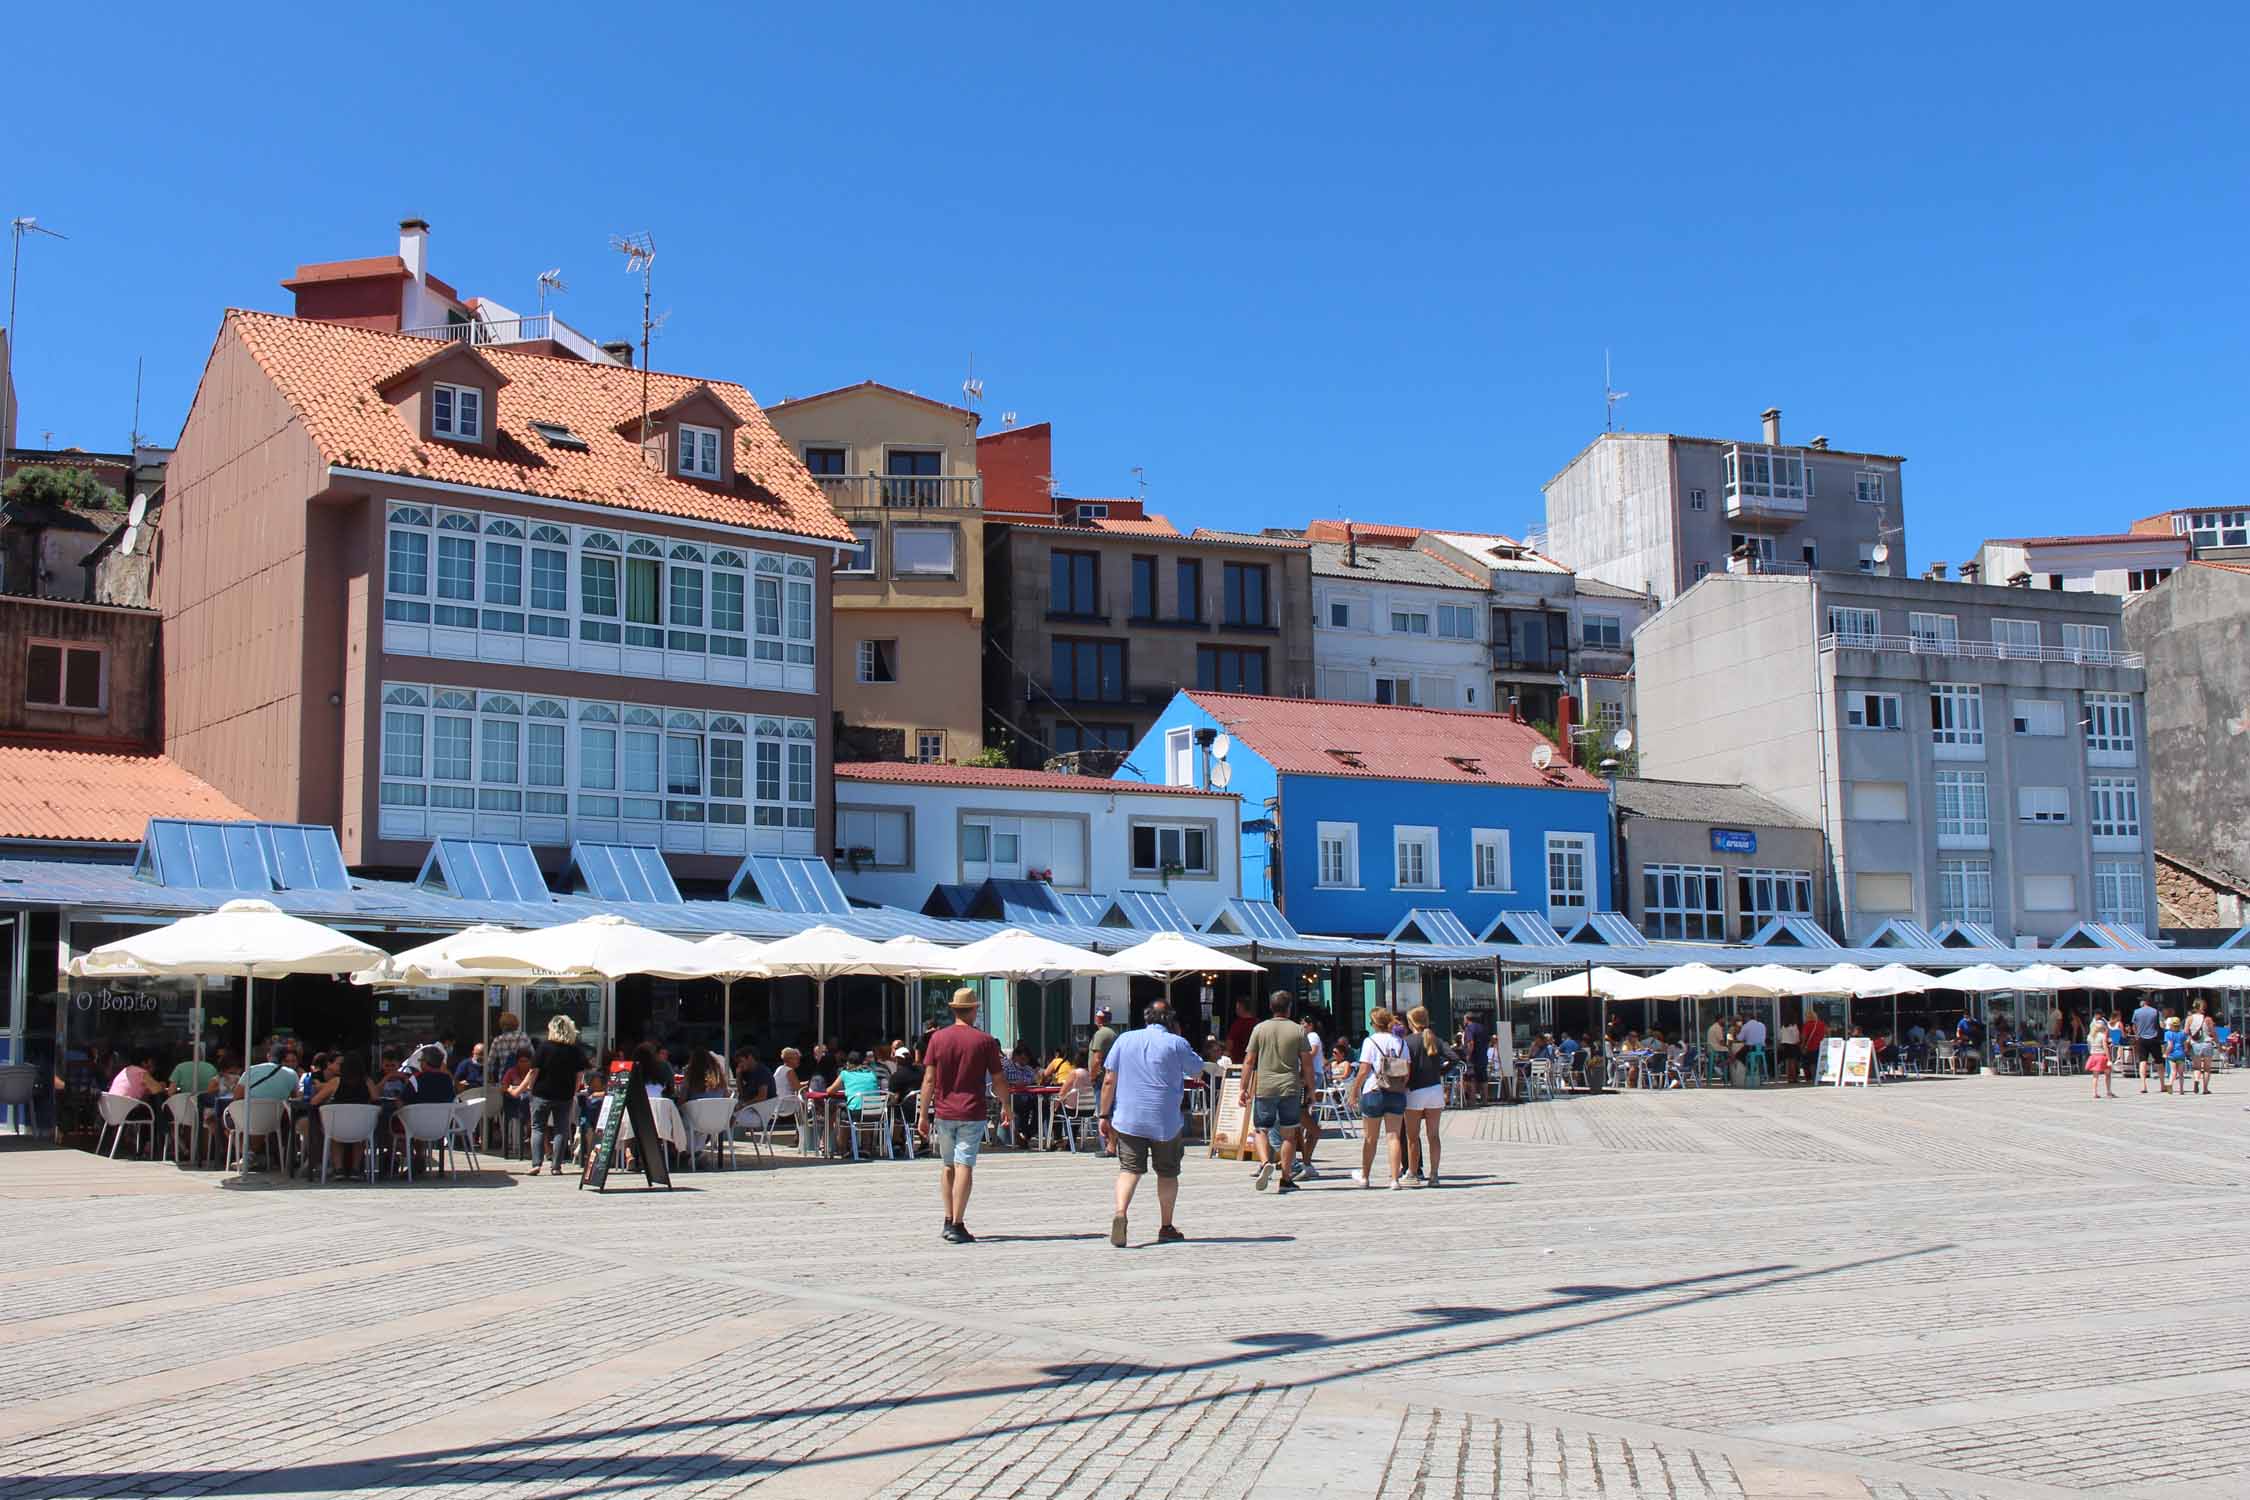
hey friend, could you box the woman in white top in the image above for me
[1401,1006,1457,1187]
[2185,1000,2217,1096]
[1347,1007,1411,1190]
[2086,1012,2116,1100]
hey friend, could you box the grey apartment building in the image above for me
[1542,409,1905,603]
[1635,572,2154,944]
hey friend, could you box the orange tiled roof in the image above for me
[1303,520,1428,545]
[0,740,255,842]
[224,310,851,543]
[1181,691,1607,792]
[1090,515,1181,536]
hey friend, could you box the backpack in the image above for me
[1377,1037,1411,1089]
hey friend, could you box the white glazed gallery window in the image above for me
[1930,683,1985,755]
[1738,868,1814,930]
[1643,863,1724,940]
[1545,833,1592,924]
[2087,777,2141,845]
[431,383,482,440]
[2018,786,2069,824]
[677,424,723,479]
[1934,769,1989,848]
[1393,826,1438,890]
[2085,692,2136,762]
[2012,698,2064,736]
[1937,858,1994,925]
[2093,861,2146,928]
[1316,821,1359,888]
[1470,829,1510,891]
[1843,690,1900,729]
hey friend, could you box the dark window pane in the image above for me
[1176,560,1201,620]
[805,447,847,475]
[885,449,942,476]
[1131,556,1156,618]
[1244,649,1266,694]
[25,645,62,706]
[64,649,102,709]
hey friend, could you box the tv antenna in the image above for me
[1871,505,1904,574]
[1603,349,1629,434]
[1131,465,1147,502]
[3,216,68,488]
[610,232,657,464]
[536,267,568,313]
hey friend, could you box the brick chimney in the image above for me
[1555,692,1576,765]
[1761,407,1781,445]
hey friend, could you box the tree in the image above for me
[2,464,126,513]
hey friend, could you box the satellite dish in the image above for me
[118,523,140,557]
[1612,728,1634,753]
[1872,541,1891,566]
[126,492,149,528]
[1212,732,1230,760]
[1530,743,1554,772]
[1209,759,1234,789]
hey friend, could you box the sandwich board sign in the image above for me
[1816,1036,1847,1086]
[1840,1036,1876,1088]
[580,1067,674,1192]
[1208,1062,1250,1161]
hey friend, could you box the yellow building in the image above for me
[765,382,985,764]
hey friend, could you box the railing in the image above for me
[813,474,983,511]
[1820,631,2144,668]
[400,314,624,365]
[1493,644,1571,672]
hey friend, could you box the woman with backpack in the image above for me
[1348,1007,1411,1190]
[1401,1006,1459,1187]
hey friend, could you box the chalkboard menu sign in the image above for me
[579,1070,674,1192]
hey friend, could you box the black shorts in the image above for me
[2135,1037,2164,1064]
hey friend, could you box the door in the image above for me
[1545,833,1593,928]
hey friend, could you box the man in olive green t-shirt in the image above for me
[1087,1008,1120,1156]
[1239,991,1315,1193]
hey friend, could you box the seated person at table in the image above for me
[308,1051,378,1175]
[170,1048,218,1100]
[733,1047,774,1109]
[887,1045,924,1109]
[837,1053,883,1109]
[631,1041,674,1099]
[454,1042,486,1090]
[238,1041,301,1104]
[1003,1045,1040,1141]
[771,1048,801,1101]
[677,1049,729,1101]
[1042,1049,1073,1087]
[108,1049,164,1102]
[404,1046,455,1104]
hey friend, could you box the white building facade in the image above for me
[1963,532,2190,599]
[1307,540,1490,710]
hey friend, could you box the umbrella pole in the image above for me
[238,976,255,1183]
[816,977,828,1054]
[723,978,734,1064]
[189,977,203,1172]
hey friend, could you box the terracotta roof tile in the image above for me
[1182,691,1606,792]
[0,740,254,842]
[1090,515,1182,536]
[836,761,1229,797]
[224,310,851,543]
[1304,520,1430,544]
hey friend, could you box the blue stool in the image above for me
[1743,1047,1770,1088]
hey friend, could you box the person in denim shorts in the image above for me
[917,989,1009,1245]
[1349,1007,1410,1189]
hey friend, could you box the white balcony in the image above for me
[813,473,983,511]
[401,313,625,365]
[1820,631,2144,669]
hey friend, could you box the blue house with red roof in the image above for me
[1119,691,1614,939]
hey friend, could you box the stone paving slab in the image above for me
[0,1075,2243,1499]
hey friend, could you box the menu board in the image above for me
[1816,1037,1847,1086]
[1208,1062,1250,1161]
[1840,1036,1875,1088]
[579,1069,674,1192]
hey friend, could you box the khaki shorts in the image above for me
[1113,1129,1185,1179]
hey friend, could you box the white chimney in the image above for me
[1760,407,1781,446]
[398,218,430,284]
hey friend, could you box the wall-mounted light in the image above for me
[327,692,342,707]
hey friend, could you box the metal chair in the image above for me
[318,1104,381,1183]
[95,1092,155,1159]
[1525,1060,1555,1102]
[224,1098,291,1174]
[844,1092,893,1161]
[1051,1082,1100,1153]
[681,1096,736,1170]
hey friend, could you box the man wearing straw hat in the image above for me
[918,987,1009,1245]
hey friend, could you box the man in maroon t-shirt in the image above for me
[917,988,1009,1244]
[1224,998,1259,1064]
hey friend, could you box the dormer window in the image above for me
[679,424,723,480]
[432,383,482,441]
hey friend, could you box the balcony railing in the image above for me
[401,314,622,364]
[1820,632,2144,669]
[1493,643,1571,672]
[813,473,983,511]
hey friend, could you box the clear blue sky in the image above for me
[4,3,2244,569]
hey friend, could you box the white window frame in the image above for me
[1934,769,1990,849]
[1930,683,1985,757]
[892,524,957,578]
[1316,821,1360,889]
[2061,622,2112,661]
[839,526,877,576]
[1855,470,1886,506]
[2017,786,2069,824]
[1908,612,1959,652]
[1470,829,1510,892]
[1827,606,1879,645]
[1582,613,1622,649]
[2087,777,2141,848]
[1737,867,1814,934]
[1373,674,1416,707]
[1857,543,1880,574]
[1545,832,1592,925]
[2085,691,2136,764]
[2093,860,2145,928]
[1393,825,1438,891]
[24,639,106,712]
[431,382,482,440]
[677,423,723,479]
[1687,487,1707,511]
[1391,609,1431,636]
[1938,857,1994,926]
[1991,618,2041,659]
[1164,727,1194,787]
[913,730,945,765]
[1843,690,1900,730]
[1437,604,1478,640]
[1130,821,1213,877]
[837,805,912,869]
[1642,863,1725,941]
[2012,698,2064,737]
[856,638,897,684]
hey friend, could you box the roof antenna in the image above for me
[1131,465,1147,503]
[536,267,568,313]
[609,232,656,464]
[1604,349,1629,434]
[962,355,984,433]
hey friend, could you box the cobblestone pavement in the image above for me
[2,1075,2243,1499]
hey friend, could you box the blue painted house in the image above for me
[1120,691,1614,939]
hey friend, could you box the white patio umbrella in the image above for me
[1862,963,1941,996]
[2069,964,2139,992]
[351,924,568,1098]
[753,924,893,1045]
[947,928,1124,1054]
[1104,930,1265,1014]
[696,934,770,1060]
[1929,963,2024,993]
[2121,967,2201,991]
[1731,963,1830,997]
[436,914,717,1058]
[2199,965,2250,989]
[870,935,965,1041]
[2009,962,2086,992]
[71,899,386,1181]
[1523,966,1646,1000]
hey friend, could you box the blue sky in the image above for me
[3,3,2243,568]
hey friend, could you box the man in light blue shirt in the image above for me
[1100,1002,1203,1248]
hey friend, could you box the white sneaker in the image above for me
[1349,1171,1369,1187]
[1295,1162,1321,1180]
[1389,1177,1404,1191]
[1254,1161,1275,1192]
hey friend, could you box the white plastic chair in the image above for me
[318,1103,381,1183]
[160,1093,202,1162]
[95,1092,154,1159]
[1526,1061,1556,1103]
[395,1102,458,1181]
[0,1063,38,1136]
[681,1096,736,1170]
[224,1098,290,1174]
[447,1096,487,1170]
[742,1093,796,1161]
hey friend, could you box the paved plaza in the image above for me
[2,1076,2245,1500]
